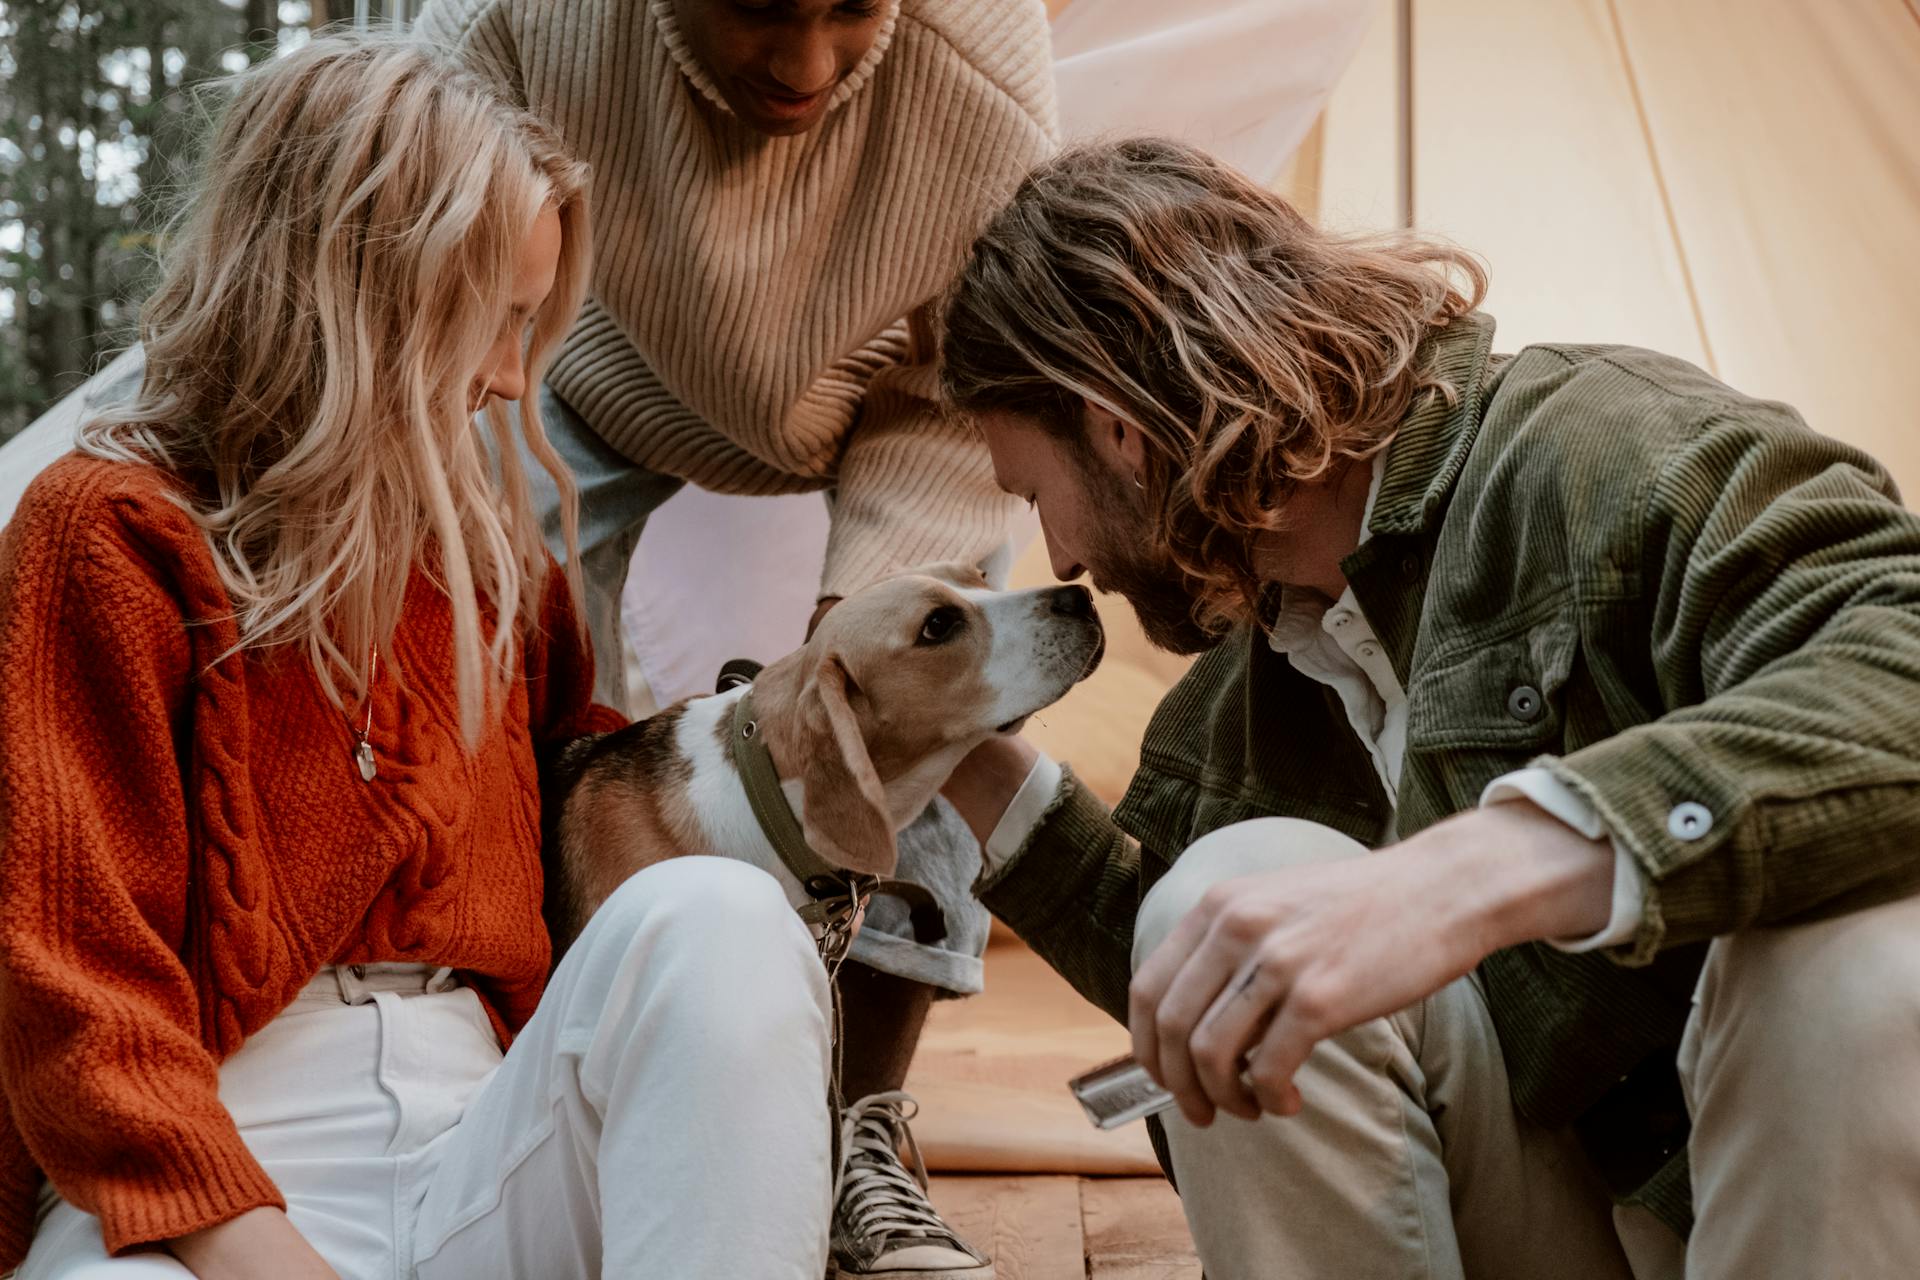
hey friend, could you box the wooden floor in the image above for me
[905,926,1200,1276]
[928,1175,1199,1280]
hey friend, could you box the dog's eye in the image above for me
[918,606,964,645]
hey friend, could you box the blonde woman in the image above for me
[0,35,833,1280]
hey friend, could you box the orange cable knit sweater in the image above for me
[0,455,623,1266]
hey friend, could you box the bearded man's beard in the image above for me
[1080,467,1225,656]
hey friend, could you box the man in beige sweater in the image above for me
[412,1,1057,1274]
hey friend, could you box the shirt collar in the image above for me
[1267,452,1387,654]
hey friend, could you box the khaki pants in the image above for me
[1133,818,1920,1280]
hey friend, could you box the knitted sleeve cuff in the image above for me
[83,1121,285,1257]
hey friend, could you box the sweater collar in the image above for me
[650,0,903,122]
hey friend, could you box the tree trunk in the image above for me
[244,0,278,59]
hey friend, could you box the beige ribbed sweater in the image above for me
[414,0,1057,596]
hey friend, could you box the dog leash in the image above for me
[718,658,951,1205]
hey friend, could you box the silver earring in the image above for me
[1133,474,1146,490]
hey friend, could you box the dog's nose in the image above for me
[1047,585,1094,618]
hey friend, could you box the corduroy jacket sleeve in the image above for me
[976,767,1141,1026]
[0,468,284,1258]
[1543,401,1920,962]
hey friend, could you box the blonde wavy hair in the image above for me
[80,32,592,743]
[941,137,1487,632]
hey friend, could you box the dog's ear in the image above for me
[903,561,990,591]
[798,654,897,877]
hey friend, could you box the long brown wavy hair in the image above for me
[940,137,1487,632]
[80,33,593,743]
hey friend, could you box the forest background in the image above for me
[0,1,340,441]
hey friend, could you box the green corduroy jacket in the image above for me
[979,312,1920,1236]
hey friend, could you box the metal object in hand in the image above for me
[1068,1054,1178,1130]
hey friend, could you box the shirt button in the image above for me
[1330,611,1353,629]
[1357,641,1381,660]
[1506,684,1544,722]
[1667,802,1713,841]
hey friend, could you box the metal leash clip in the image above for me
[801,872,876,971]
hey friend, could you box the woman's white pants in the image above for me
[18,858,835,1279]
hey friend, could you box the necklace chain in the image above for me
[352,649,379,783]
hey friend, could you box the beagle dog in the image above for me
[541,567,1106,960]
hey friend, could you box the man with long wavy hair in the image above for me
[939,137,1920,1278]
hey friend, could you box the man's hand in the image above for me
[806,596,842,639]
[1129,801,1616,1127]
[168,1206,339,1280]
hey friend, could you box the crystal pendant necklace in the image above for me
[352,649,379,783]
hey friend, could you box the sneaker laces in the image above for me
[833,1091,964,1252]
